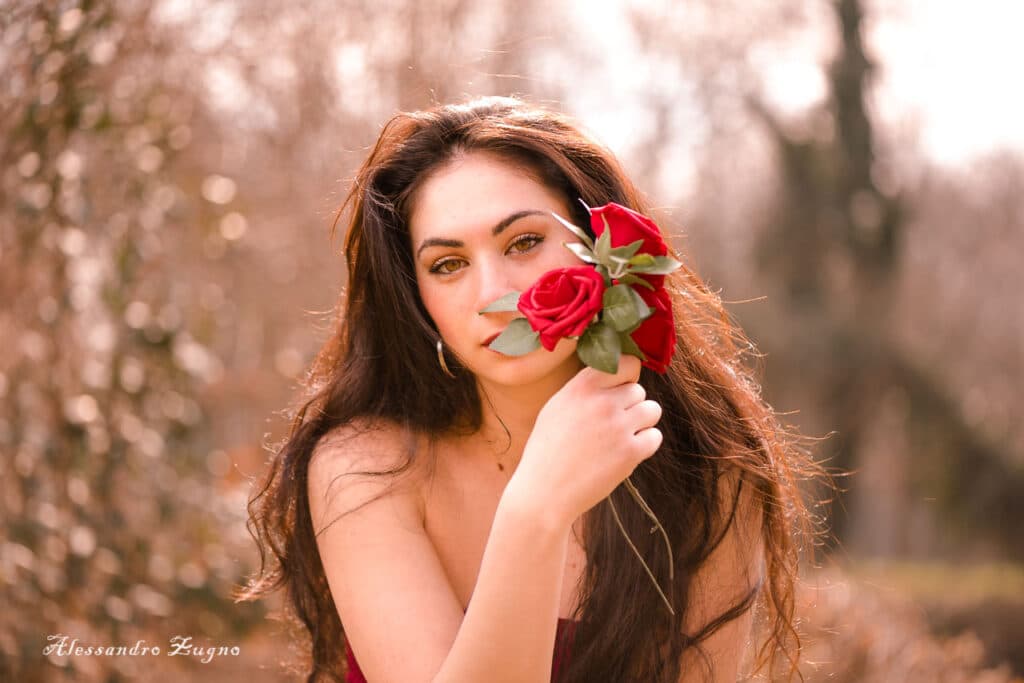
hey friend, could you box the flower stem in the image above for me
[623,477,674,582]
[606,483,675,617]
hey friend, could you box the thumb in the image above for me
[590,352,641,387]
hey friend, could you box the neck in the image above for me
[473,359,583,473]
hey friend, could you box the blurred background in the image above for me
[2,0,1021,680]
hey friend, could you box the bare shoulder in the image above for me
[308,416,428,524]
[307,417,463,682]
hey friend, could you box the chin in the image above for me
[468,342,581,388]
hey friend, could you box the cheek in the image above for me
[417,280,463,339]
[416,280,444,328]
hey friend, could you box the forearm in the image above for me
[432,485,572,683]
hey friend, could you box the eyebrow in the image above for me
[415,209,548,259]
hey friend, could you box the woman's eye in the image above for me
[429,258,464,275]
[428,235,542,276]
[508,234,543,254]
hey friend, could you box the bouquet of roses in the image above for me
[480,201,681,374]
[479,200,682,615]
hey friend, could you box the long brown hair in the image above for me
[237,95,824,682]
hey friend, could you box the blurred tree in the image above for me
[745,0,1024,558]
[627,0,1024,561]
[0,3,263,680]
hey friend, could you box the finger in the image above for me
[617,354,642,383]
[626,399,662,430]
[631,426,663,460]
[611,381,646,409]
[590,353,640,387]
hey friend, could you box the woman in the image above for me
[239,95,821,682]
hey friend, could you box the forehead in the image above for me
[408,152,569,240]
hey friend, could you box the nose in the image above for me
[474,256,517,315]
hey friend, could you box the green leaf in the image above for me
[628,255,684,275]
[595,218,613,265]
[619,331,646,361]
[478,291,521,314]
[603,284,642,332]
[577,320,622,373]
[604,284,652,332]
[608,239,645,260]
[630,287,652,320]
[563,241,599,264]
[488,318,541,355]
[550,211,595,250]
[616,273,657,291]
[628,253,656,268]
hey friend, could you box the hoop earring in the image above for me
[436,339,456,378]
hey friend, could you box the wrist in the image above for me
[499,479,573,536]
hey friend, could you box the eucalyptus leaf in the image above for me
[488,318,541,355]
[577,321,622,374]
[478,291,521,313]
[550,211,595,250]
[563,241,599,264]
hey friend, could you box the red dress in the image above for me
[344,616,580,683]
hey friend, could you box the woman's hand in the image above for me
[509,354,663,528]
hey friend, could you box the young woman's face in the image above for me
[409,151,587,388]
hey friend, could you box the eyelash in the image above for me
[428,233,545,275]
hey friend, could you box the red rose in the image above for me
[590,203,668,255]
[630,285,676,373]
[518,266,605,351]
[591,203,669,289]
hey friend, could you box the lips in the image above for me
[483,332,500,346]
